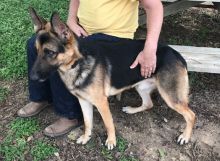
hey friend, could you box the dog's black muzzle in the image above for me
[30,69,49,82]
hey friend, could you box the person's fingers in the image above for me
[130,58,139,69]
[74,30,81,37]
[69,25,88,37]
[143,66,149,78]
[145,68,150,78]
[80,28,88,37]
[142,66,154,78]
[141,66,145,77]
[147,67,153,77]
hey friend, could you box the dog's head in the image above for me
[29,8,80,82]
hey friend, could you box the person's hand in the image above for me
[67,20,88,37]
[130,46,157,78]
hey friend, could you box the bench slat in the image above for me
[169,45,220,73]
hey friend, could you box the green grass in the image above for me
[85,139,96,149]
[0,118,40,160]
[117,136,128,153]
[101,147,114,160]
[119,156,139,161]
[117,137,139,161]
[10,117,40,137]
[157,148,167,159]
[0,0,69,79]
[0,137,27,161]
[100,136,128,160]
[100,136,139,160]
[0,118,57,161]
[31,140,58,161]
[0,87,9,102]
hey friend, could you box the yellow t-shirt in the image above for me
[78,0,139,39]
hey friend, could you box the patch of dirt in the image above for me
[1,7,220,161]
[136,8,220,48]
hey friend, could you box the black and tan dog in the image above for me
[29,8,195,150]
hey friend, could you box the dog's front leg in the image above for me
[76,98,93,145]
[95,97,116,150]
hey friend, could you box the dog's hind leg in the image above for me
[122,79,156,114]
[157,68,195,145]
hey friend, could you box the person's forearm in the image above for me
[67,0,80,23]
[142,0,163,49]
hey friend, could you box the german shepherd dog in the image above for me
[29,8,195,150]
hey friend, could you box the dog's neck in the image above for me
[58,54,81,73]
[58,53,96,90]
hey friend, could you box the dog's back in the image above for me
[78,39,187,89]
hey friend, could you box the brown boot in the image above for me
[17,101,49,117]
[43,117,83,137]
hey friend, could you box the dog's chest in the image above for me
[59,69,77,91]
[58,56,96,93]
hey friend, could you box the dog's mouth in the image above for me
[30,75,48,82]
[30,70,49,82]
[39,78,47,82]
[30,66,59,82]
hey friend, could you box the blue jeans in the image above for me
[27,33,121,119]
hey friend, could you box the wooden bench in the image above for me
[138,0,220,74]
[170,45,220,73]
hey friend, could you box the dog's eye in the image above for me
[44,49,57,59]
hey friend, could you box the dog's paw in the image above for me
[105,138,116,150]
[76,135,91,145]
[122,106,136,114]
[177,133,190,145]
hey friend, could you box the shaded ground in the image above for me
[136,7,220,48]
[0,7,220,161]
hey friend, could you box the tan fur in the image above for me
[44,22,51,32]
[177,68,189,104]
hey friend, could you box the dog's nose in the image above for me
[30,71,40,81]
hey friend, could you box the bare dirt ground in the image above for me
[0,7,220,161]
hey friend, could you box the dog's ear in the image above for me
[51,12,72,43]
[29,7,47,32]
